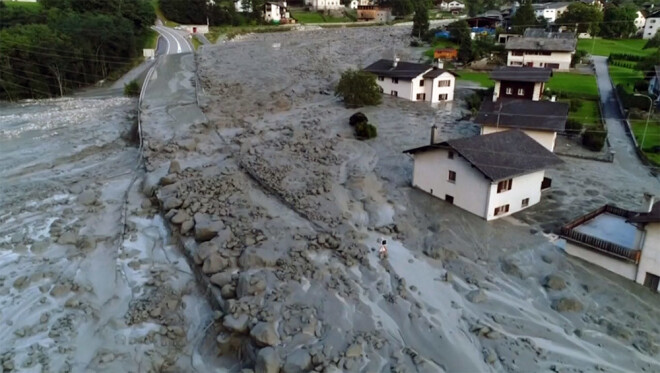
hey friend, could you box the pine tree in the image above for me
[411,3,429,39]
[511,0,537,34]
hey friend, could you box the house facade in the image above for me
[643,10,660,39]
[490,66,552,102]
[505,36,576,71]
[561,196,660,292]
[364,59,456,103]
[264,2,290,23]
[635,11,646,31]
[404,130,562,221]
[306,0,343,10]
[533,2,570,23]
[357,6,393,22]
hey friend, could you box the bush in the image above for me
[465,87,493,114]
[335,69,382,108]
[565,119,584,134]
[617,84,652,111]
[634,80,649,93]
[355,121,377,139]
[349,112,368,127]
[582,127,607,151]
[569,99,583,113]
[571,49,587,67]
[124,80,140,97]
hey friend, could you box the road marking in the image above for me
[158,27,182,54]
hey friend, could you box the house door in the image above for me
[445,195,454,204]
[525,62,533,67]
[193,27,197,33]
[643,273,660,291]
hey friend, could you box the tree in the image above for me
[391,0,414,17]
[644,33,660,49]
[458,34,473,64]
[511,0,537,34]
[124,80,141,96]
[446,20,470,43]
[555,2,603,35]
[411,3,429,39]
[600,5,636,38]
[335,69,382,108]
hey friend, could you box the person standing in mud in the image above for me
[379,239,388,259]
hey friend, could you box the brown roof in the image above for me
[490,66,553,83]
[475,99,569,132]
[629,202,660,223]
[403,130,563,182]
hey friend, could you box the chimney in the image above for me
[643,193,655,213]
[436,59,444,69]
[393,57,399,68]
[430,124,438,145]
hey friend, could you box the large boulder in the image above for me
[282,349,311,373]
[255,347,280,373]
[210,271,234,288]
[543,274,567,291]
[194,213,224,242]
[466,289,487,304]
[250,322,280,347]
[202,253,228,274]
[553,298,583,313]
[163,197,183,211]
[223,314,249,333]
[237,272,267,298]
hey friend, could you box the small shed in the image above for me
[434,48,457,60]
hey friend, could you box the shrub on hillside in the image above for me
[124,80,140,97]
[569,99,583,113]
[565,119,584,134]
[582,127,607,151]
[355,121,378,140]
[349,112,368,127]
[335,69,382,108]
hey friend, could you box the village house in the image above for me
[561,195,660,293]
[635,11,646,31]
[505,32,576,71]
[439,1,465,12]
[474,66,568,152]
[364,58,456,103]
[403,130,562,221]
[306,0,343,11]
[264,1,291,23]
[356,5,393,22]
[532,2,570,23]
[644,9,660,39]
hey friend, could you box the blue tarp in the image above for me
[435,27,495,39]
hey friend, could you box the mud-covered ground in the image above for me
[0,97,226,372]
[134,26,660,373]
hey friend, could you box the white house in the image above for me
[403,130,563,221]
[561,195,660,293]
[264,1,290,23]
[532,2,570,23]
[350,0,359,9]
[505,36,576,71]
[635,11,646,31]
[306,0,343,10]
[643,10,660,39]
[648,66,660,101]
[364,59,456,103]
[356,5,393,22]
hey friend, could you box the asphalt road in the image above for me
[153,25,194,55]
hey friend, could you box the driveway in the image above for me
[592,55,657,180]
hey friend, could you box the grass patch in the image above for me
[4,1,41,9]
[577,38,655,57]
[546,72,599,100]
[609,64,643,94]
[291,11,354,23]
[143,29,159,50]
[207,24,294,42]
[567,99,601,128]
[424,39,458,59]
[457,71,493,88]
[631,118,660,165]
[191,36,202,50]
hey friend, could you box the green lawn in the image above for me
[207,25,293,42]
[631,118,660,165]
[609,64,644,93]
[577,38,655,57]
[191,36,201,50]
[290,11,353,23]
[567,99,601,128]
[546,72,599,100]
[457,71,493,87]
[4,1,41,9]
[143,29,159,50]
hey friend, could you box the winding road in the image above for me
[153,24,194,55]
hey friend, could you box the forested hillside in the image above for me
[0,0,155,100]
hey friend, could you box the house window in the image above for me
[391,91,398,97]
[378,76,384,81]
[512,51,524,56]
[497,179,513,193]
[644,273,660,291]
[438,80,451,87]
[392,78,399,84]
[505,87,512,95]
[445,195,454,204]
[416,93,426,100]
[517,88,524,96]
[448,151,454,159]
[448,170,456,183]
[494,204,510,216]
[419,80,425,87]
[652,19,657,23]
[521,198,529,207]
[546,63,560,69]
[438,94,448,100]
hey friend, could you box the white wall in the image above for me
[507,51,572,71]
[635,223,660,291]
[182,25,209,34]
[375,76,413,100]
[644,17,659,39]
[635,11,646,30]
[565,242,638,280]
[264,4,281,22]
[485,170,545,220]
[311,0,343,10]
[430,72,455,103]
[412,149,490,218]
[481,126,557,152]
[375,71,454,103]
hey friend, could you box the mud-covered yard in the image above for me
[135,26,660,372]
